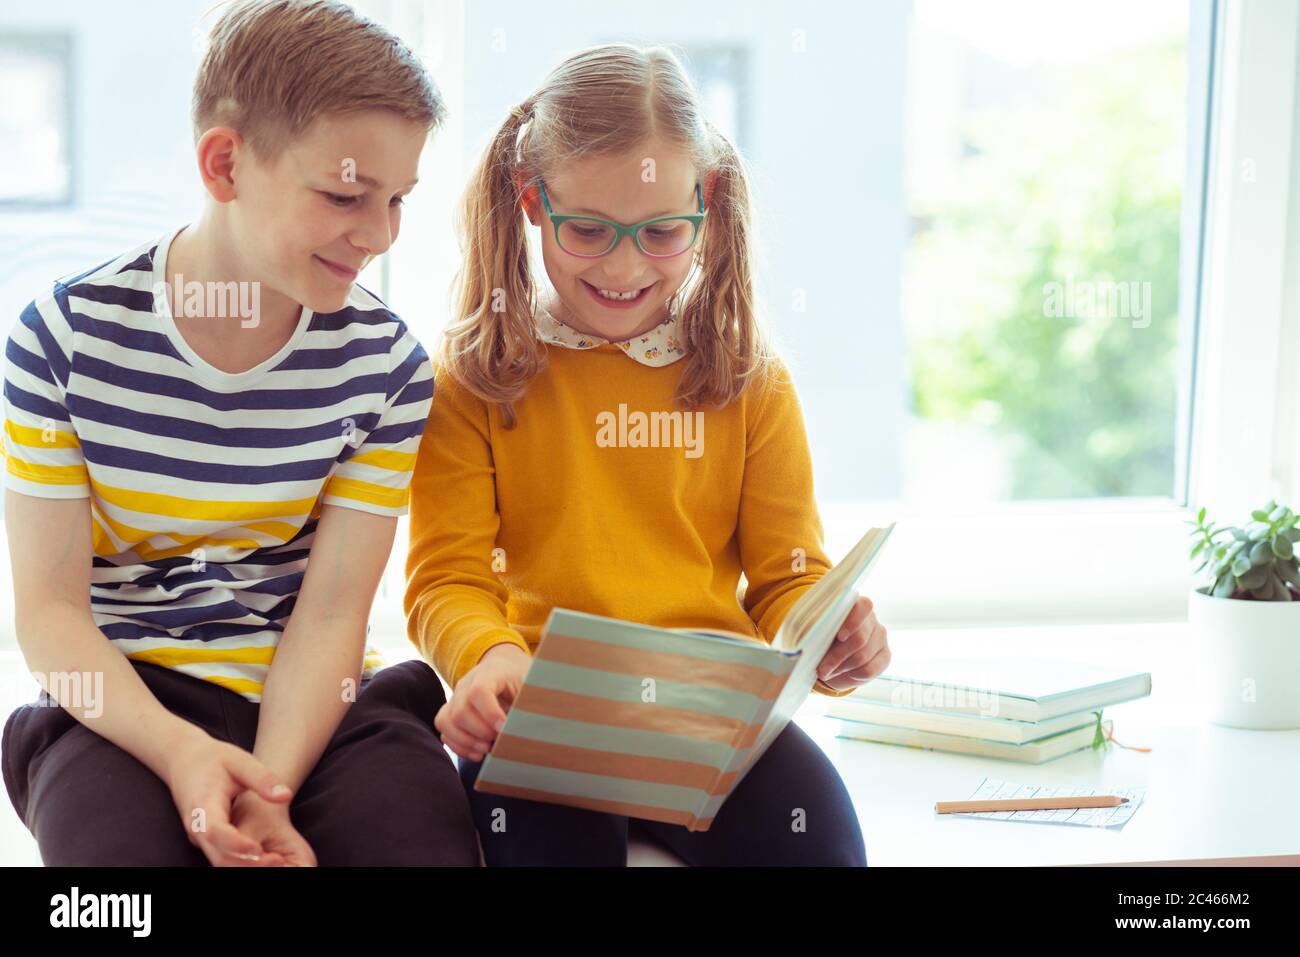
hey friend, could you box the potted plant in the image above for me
[1186,500,1300,729]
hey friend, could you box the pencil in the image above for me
[935,795,1129,814]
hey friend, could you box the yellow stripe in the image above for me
[133,538,269,562]
[90,476,318,522]
[126,645,277,667]
[126,651,384,698]
[5,454,88,486]
[5,418,81,449]
[348,448,416,472]
[91,499,303,557]
[242,520,301,542]
[323,475,407,508]
[91,515,115,556]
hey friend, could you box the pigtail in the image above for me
[674,127,775,411]
[441,100,546,427]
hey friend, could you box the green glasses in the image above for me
[537,181,706,259]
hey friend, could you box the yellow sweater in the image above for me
[403,342,855,698]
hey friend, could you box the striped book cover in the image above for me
[474,523,896,831]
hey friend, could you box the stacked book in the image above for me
[829,656,1152,763]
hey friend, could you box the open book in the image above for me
[473,523,896,831]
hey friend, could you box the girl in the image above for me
[404,43,890,866]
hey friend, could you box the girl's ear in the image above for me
[702,170,721,210]
[515,173,540,225]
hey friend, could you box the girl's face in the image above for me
[525,140,703,342]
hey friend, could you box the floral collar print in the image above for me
[535,305,686,367]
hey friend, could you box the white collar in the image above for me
[535,305,686,367]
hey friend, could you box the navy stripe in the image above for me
[79,438,338,484]
[274,336,392,370]
[3,381,72,423]
[18,299,70,387]
[386,339,429,399]
[392,374,434,408]
[74,353,386,411]
[94,593,297,630]
[65,281,158,315]
[120,251,154,273]
[243,571,304,596]
[367,418,426,445]
[6,338,56,387]
[67,394,380,449]
[77,314,185,361]
[307,307,391,334]
[98,620,285,643]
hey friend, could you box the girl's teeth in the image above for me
[596,286,643,301]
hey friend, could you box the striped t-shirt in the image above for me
[2,228,434,701]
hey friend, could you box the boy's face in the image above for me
[227,110,427,314]
[525,138,702,342]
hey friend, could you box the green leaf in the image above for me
[1270,504,1288,523]
[1198,506,1206,523]
[1250,540,1274,566]
[1213,574,1236,597]
[1252,510,1273,523]
[1274,536,1294,559]
[1240,564,1270,589]
[1251,576,1276,600]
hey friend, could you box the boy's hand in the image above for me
[163,728,296,866]
[816,594,891,692]
[435,643,531,762]
[229,791,316,867]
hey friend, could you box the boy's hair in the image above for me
[443,44,775,428]
[192,0,446,157]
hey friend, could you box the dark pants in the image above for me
[459,719,868,866]
[1,658,480,866]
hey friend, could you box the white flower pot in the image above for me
[1188,585,1300,729]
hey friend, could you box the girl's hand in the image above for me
[816,594,891,693]
[435,643,532,762]
[229,791,316,867]
[163,729,296,866]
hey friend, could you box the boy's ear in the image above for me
[702,170,721,210]
[196,126,242,203]
[515,173,540,225]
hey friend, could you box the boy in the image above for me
[0,0,476,866]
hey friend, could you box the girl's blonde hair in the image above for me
[442,43,775,427]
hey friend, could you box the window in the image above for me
[0,32,74,206]
[903,0,1191,504]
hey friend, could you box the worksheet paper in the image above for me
[959,777,1146,828]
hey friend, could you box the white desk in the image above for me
[5,622,1299,867]
[797,621,1300,866]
